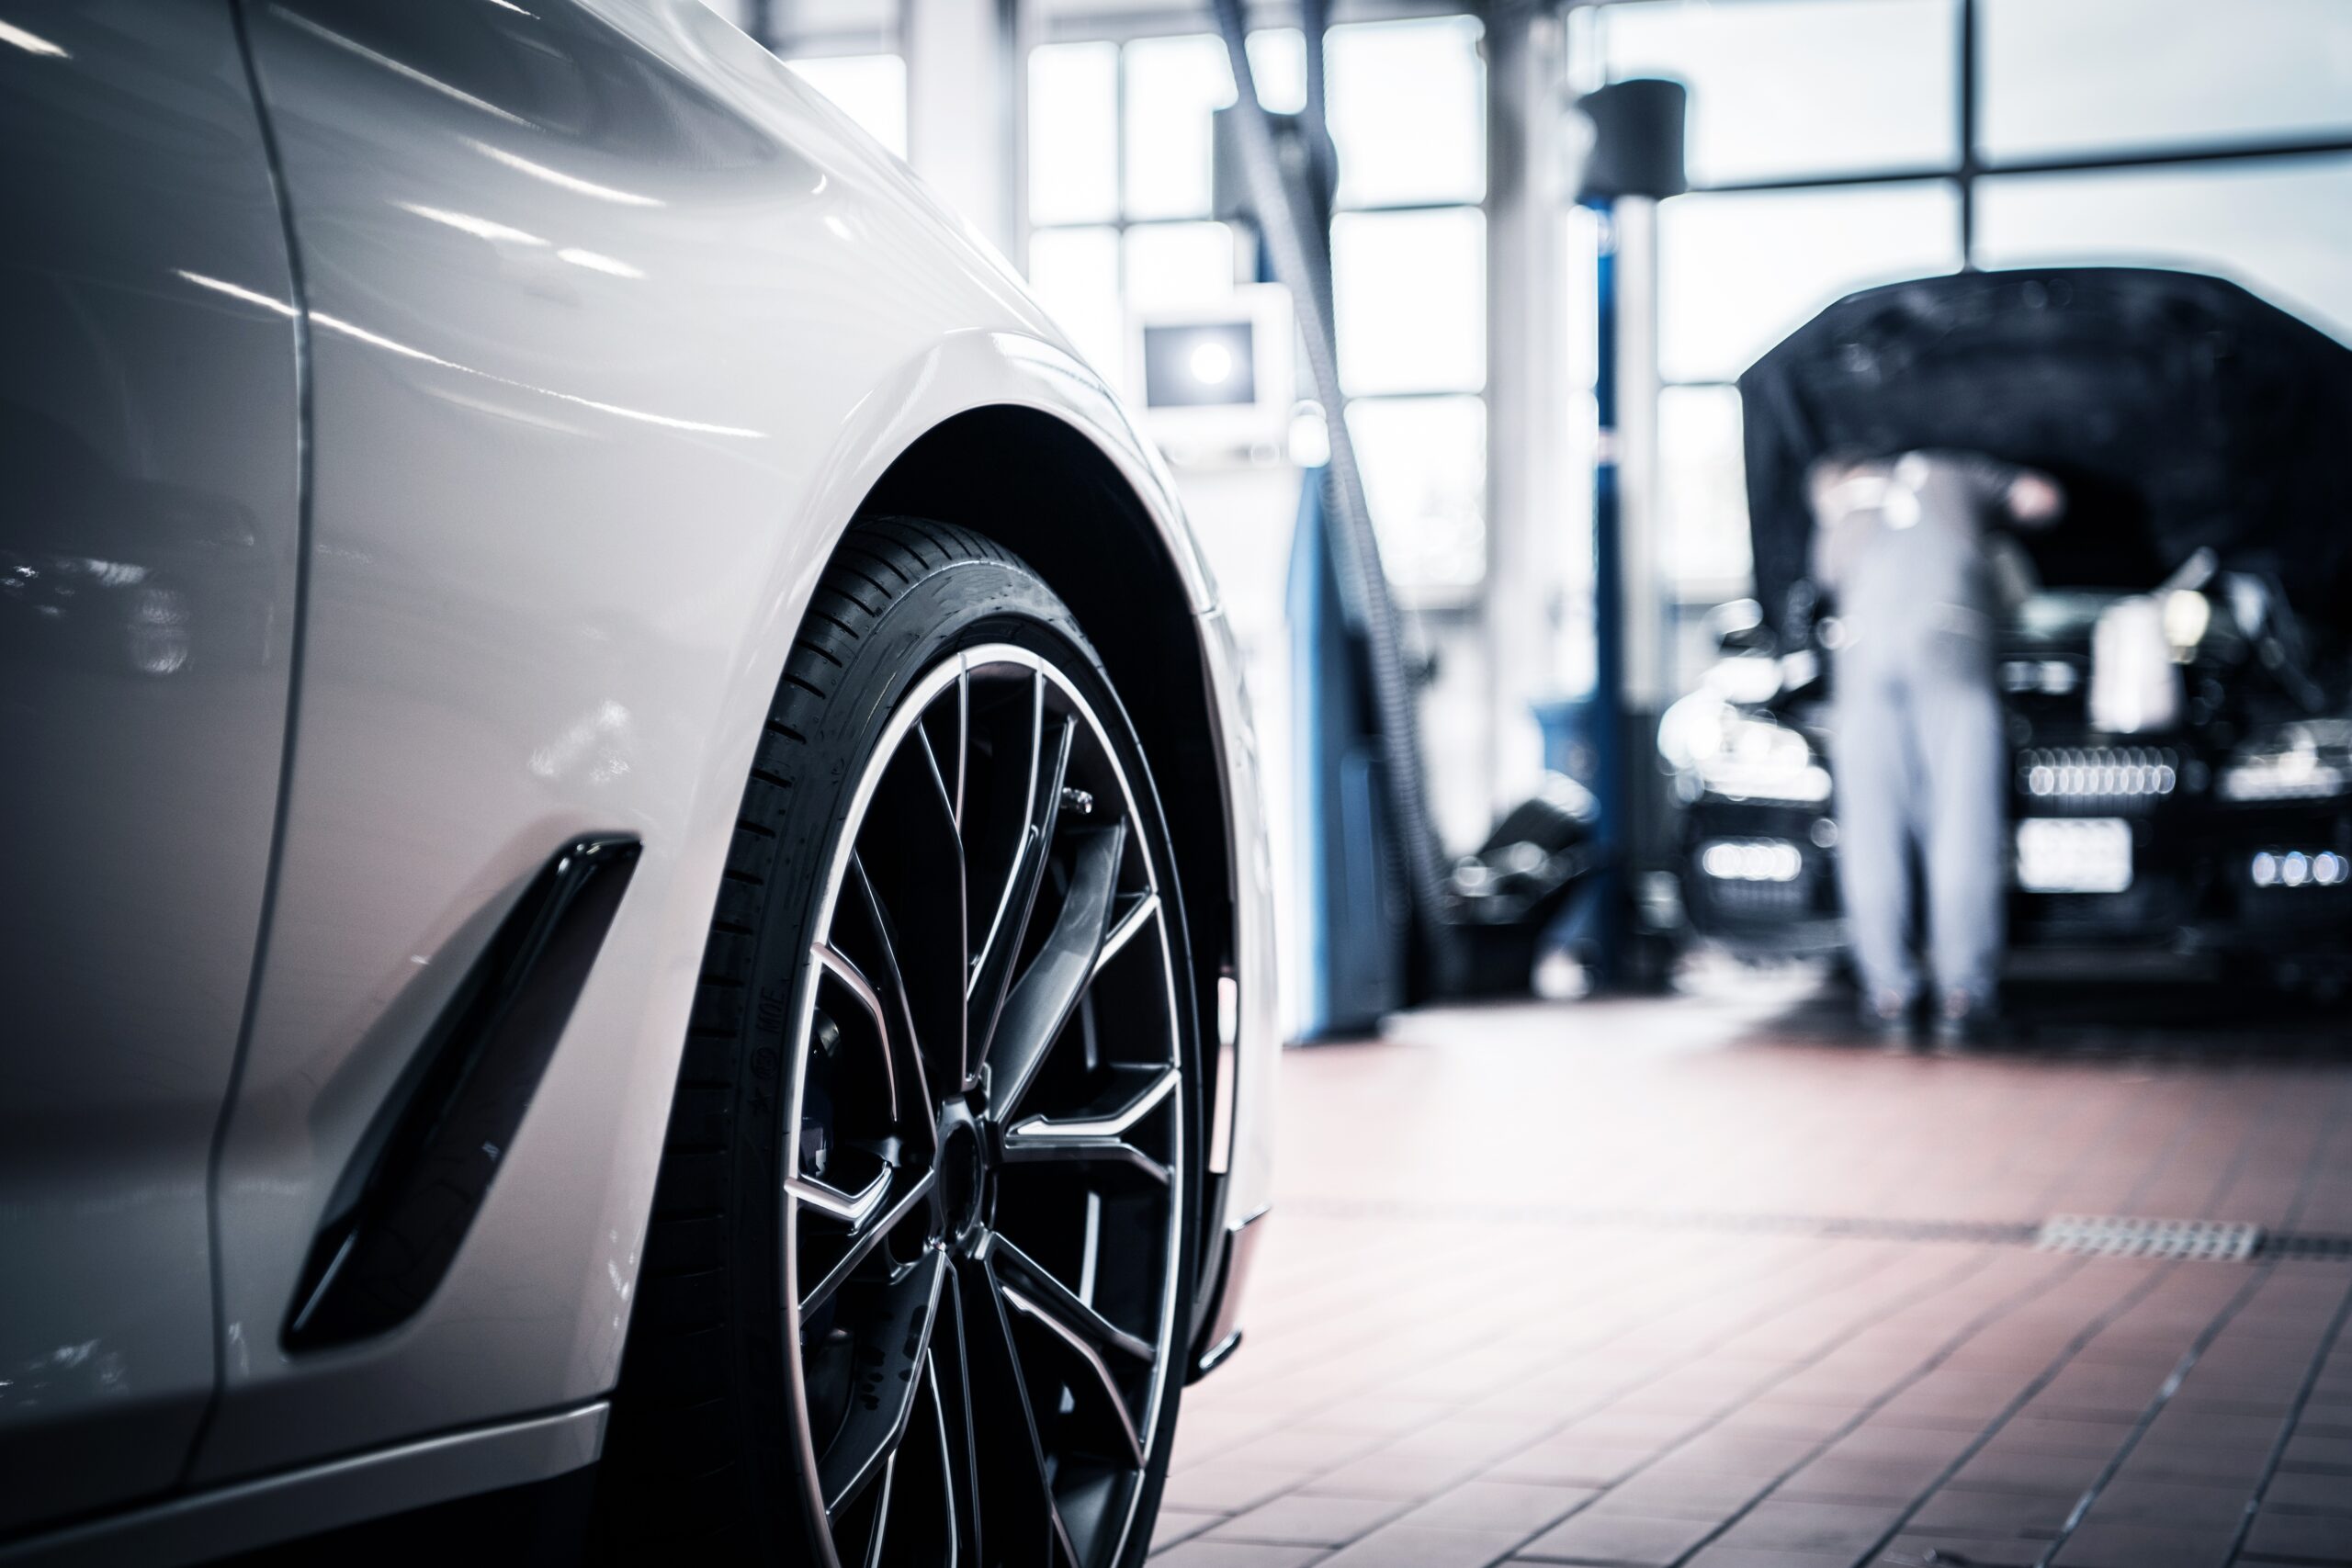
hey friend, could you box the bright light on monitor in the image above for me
[1129,286,1295,460]
[1142,321,1257,409]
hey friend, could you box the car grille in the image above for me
[1694,863,1820,919]
[2017,745,2179,812]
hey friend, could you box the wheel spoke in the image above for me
[947,659,968,832]
[968,696,1075,1071]
[858,715,967,1089]
[797,1164,936,1314]
[918,1351,962,1568]
[860,1451,896,1568]
[1000,1064,1178,1186]
[788,1164,894,1228]
[1093,890,1159,976]
[955,1251,1079,1566]
[934,1271,986,1566]
[819,1249,948,1522]
[1000,1282,1146,1471]
[813,942,898,1122]
[989,1233,1154,1364]
[914,721,958,830]
[987,822,1126,1121]
[846,858,936,1133]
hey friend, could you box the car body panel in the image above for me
[189,0,1261,1490]
[0,1405,604,1568]
[0,3,301,1531]
[1197,606,1277,1258]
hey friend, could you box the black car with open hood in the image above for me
[1664,267,2352,989]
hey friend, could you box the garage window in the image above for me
[1978,0,2352,164]
[1600,0,2352,695]
[1975,155,2352,346]
[1024,17,1490,599]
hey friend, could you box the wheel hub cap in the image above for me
[934,1103,987,1247]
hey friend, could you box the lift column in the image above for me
[1555,77,1685,988]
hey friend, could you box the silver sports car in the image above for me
[0,4,1275,1564]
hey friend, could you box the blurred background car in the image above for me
[1666,267,2352,997]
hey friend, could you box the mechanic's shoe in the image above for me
[1934,990,1997,1054]
[1864,990,1919,1053]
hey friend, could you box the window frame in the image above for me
[1605,0,2352,617]
[1023,11,1494,598]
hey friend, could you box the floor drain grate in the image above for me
[2036,1214,2261,1261]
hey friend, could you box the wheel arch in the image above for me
[855,407,1249,1359]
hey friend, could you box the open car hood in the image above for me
[1738,266,2352,645]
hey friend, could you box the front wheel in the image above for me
[599,519,1201,1568]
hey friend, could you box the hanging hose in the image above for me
[1208,0,1464,988]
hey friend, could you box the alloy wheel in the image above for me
[781,643,1187,1568]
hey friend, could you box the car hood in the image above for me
[1737,266,2352,645]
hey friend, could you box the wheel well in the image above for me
[859,406,1237,1053]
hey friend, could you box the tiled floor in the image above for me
[1158,976,2352,1568]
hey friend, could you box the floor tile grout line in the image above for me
[1231,1221,1679,1364]
[2029,1065,2175,1220]
[1261,1230,1835,1460]
[2030,1260,2278,1568]
[1846,1258,2185,1568]
[2271,1070,2352,1238]
[1475,1241,1981,1564]
[1962,1055,2116,1220]
[2111,1077,2227,1219]
[1271,1199,2352,1259]
[1174,1225,1797,1478]
[1662,1249,2091,1568]
[1349,1238,1923,1568]
[2221,1262,2352,1567]
[1280,1197,2042,1245]
[1198,1237,1622,1427]
[2188,1074,2302,1223]
[1173,1227,1725,1475]
[1180,1232,1881,1561]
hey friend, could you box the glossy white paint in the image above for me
[179,0,1268,1492]
[1200,606,1281,1241]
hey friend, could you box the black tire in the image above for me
[597,518,1202,1567]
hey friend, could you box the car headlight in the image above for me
[2217,721,2352,804]
[1659,692,1831,806]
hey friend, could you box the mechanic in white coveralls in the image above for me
[1810,451,2065,1048]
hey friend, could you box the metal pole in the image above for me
[1958,0,1978,266]
[1586,197,1627,983]
[1483,1,1569,827]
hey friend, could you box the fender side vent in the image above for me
[285,836,641,1348]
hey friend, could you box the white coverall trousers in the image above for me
[1831,523,2008,1011]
